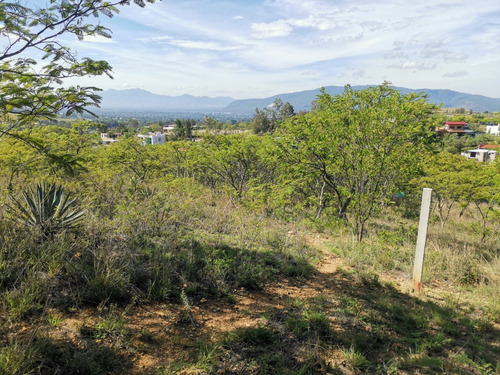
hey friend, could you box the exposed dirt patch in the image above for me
[39,234,347,373]
[29,234,499,374]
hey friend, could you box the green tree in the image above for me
[465,162,500,242]
[129,119,140,130]
[251,108,271,134]
[149,123,161,132]
[202,116,223,133]
[279,101,295,120]
[252,98,295,134]
[193,134,276,203]
[278,83,438,241]
[0,0,154,135]
[420,152,478,227]
[1,125,94,177]
[0,133,41,191]
[173,118,195,140]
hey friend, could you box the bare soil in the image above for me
[35,234,499,374]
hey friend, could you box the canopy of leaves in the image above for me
[173,118,195,140]
[252,98,295,134]
[277,83,438,241]
[0,0,154,134]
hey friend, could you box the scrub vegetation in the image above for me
[0,1,499,373]
[1,96,499,373]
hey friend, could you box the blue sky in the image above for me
[68,0,499,99]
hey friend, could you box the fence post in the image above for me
[413,188,432,294]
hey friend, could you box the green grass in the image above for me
[340,346,369,372]
[1,141,499,374]
[0,336,129,375]
[0,342,38,375]
[155,264,499,374]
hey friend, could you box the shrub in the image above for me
[6,182,85,238]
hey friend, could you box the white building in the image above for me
[485,124,500,136]
[138,132,166,145]
[100,133,120,145]
[163,124,176,132]
[462,149,496,162]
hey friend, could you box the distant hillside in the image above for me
[99,89,234,111]
[98,87,500,114]
[223,86,500,115]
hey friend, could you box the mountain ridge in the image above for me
[99,89,234,111]
[98,87,500,114]
[222,86,500,114]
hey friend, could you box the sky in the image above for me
[66,0,499,99]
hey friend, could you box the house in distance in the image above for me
[485,123,500,136]
[138,132,165,145]
[435,121,476,137]
[462,145,498,162]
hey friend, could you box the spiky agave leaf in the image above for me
[6,182,86,237]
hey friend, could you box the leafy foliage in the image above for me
[278,82,438,240]
[173,118,195,140]
[193,134,277,203]
[0,0,154,134]
[251,98,295,134]
[420,152,478,227]
[0,111,499,374]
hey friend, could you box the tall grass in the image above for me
[329,206,500,322]
[0,179,315,320]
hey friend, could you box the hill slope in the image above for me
[223,86,500,114]
[99,89,234,111]
[98,87,500,114]
[16,234,498,374]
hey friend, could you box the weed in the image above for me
[0,342,39,375]
[449,354,497,375]
[80,308,128,343]
[139,329,154,342]
[224,325,275,346]
[397,353,445,373]
[3,282,43,319]
[340,345,369,371]
[286,310,331,338]
[191,342,221,372]
[46,313,64,327]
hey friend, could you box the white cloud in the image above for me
[251,20,294,38]
[82,35,116,44]
[150,36,173,42]
[420,41,468,62]
[391,60,438,70]
[166,40,244,51]
[443,71,469,78]
[287,15,335,31]
[137,35,243,51]
[70,0,500,98]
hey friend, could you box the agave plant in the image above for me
[7,182,86,237]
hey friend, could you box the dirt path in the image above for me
[44,234,348,373]
[125,235,346,372]
[41,234,499,374]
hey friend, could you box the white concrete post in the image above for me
[413,188,432,294]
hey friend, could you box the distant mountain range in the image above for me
[99,87,500,114]
[99,89,234,111]
[223,86,500,114]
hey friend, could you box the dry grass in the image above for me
[328,205,500,325]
